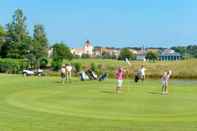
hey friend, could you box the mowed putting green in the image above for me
[0,74,197,131]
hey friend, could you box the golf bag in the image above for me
[98,72,107,81]
[80,71,89,81]
[85,70,97,80]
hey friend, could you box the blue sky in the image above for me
[0,0,197,48]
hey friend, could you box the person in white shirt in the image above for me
[140,65,146,80]
[161,70,172,95]
[60,66,66,84]
[65,64,72,82]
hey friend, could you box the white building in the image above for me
[48,48,53,58]
[136,48,146,61]
[160,49,181,61]
[129,49,138,54]
[71,40,93,57]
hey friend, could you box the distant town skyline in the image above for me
[1,0,197,48]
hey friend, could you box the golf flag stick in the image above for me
[125,58,131,67]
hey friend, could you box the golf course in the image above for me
[0,74,197,131]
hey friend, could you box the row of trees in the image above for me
[171,45,197,58]
[0,9,72,70]
[105,45,197,61]
[0,9,48,68]
[0,9,48,60]
[119,48,158,61]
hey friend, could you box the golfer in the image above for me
[115,67,124,94]
[139,65,146,80]
[60,65,66,84]
[161,70,172,95]
[65,64,72,82]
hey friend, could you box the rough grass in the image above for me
[63,59,197,79]
[0,74,197,131]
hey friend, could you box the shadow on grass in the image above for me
[55,81,73,84]
[148,92,161,95]
[101,90,114,94]
[55,81,62,84]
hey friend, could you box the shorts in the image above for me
[161,81,168,86]
[117,80,123,88]
[61,73,66,78]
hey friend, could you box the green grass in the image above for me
[0,74,197,131]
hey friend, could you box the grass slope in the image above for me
[63,59,197,79]
[0,74,197,131]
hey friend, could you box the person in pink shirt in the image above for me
[115,67,125,93]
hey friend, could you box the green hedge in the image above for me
[0,59,29,74]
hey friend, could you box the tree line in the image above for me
[171,45,197,59]
[119,45,197,62]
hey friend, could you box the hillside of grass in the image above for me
[63,59,197,79]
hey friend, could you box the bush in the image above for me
[119,48,136,60]
[81,54,90,58]
[91,63,97,72]
[73,62,81,73]
[40,58,48,68]
[145,51,159,62]
[0,59,29,74]
[51,58,62,71]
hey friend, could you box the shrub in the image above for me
[91,63,97,72]
[51,58,62,71]
[119,48,136,60]
[73,62,81,73]
[0,59,29,74]
[40,58,48,68]
[145,51,159,62]
[96,64,103,75]
[81,54,90,58]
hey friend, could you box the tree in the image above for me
[145,51,159,62]
[0,25,6,56]
[187,45,197,58]
[119,48,135,60]
[171,46,187,58]
[171,45,197,59]
[52,42,72,60]
[32,24,48,68]
[5,9,29,58]
[51,42,73,70]
[0,25,6,36]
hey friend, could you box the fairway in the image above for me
[0,74,197,131]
